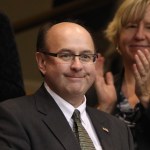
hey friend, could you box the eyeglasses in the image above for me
[41,51,97,63]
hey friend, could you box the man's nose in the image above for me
[70,56,83,71]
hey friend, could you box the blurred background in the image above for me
[0,0,120,94]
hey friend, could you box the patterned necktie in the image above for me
[72,109,96,150]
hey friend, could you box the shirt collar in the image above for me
[44,82,87,122]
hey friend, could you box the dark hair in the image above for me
[36,22,54,52]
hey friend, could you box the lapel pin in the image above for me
[102,127,109,133]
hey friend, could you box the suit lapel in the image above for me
[87,107,115,150]
[34,85,81,150]
[43,109,81,150]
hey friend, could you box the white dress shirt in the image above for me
[44,82,102,150]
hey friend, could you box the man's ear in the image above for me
[35,52,46,75]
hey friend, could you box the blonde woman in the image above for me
[95,0,150,149]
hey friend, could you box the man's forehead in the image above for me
[45,22,94,50]
[47,22,88,36]
[51,22,82,29]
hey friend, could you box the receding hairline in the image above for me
[36,21,95,52]
[46,22,92,36]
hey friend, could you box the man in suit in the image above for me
[0,21,134,150]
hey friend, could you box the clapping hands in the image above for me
[94,54,117,113]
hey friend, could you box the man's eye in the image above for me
[80,54,91,60]
[59,53,72,58]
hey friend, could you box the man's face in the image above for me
[36,23,96,100]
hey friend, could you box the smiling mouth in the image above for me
[67,76,85,78]
[65,74,86,80]
[129,45,150,51]
[130,45,150,48]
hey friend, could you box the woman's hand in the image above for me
[94,54,117,113]
[133,49,150,108]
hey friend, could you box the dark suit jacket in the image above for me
[0,85,134,150]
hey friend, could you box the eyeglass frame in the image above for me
[40,50,98,63]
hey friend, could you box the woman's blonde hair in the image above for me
[105,0,150,46]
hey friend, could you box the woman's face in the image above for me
[118,5,150,64]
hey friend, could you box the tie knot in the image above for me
[72,109,81,122]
